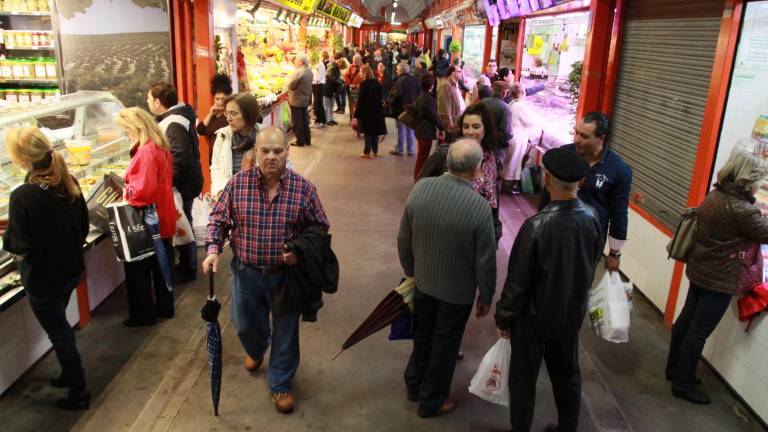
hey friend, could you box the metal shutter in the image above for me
[610,18,721,229]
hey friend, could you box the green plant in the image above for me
[449,40,462,54]
[568,61,583,107]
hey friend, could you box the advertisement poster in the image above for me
[56,0,172,109]
[462,25,486,77]
[710,0,768,193]
[498,20,519,69]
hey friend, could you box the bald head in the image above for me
[256,126,287,148]
[447,139,483,177]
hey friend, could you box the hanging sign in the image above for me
[315,0,352,24]
[269,0,320,15]
[347,13,363,28]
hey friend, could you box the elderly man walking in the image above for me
[389,63,420,156]
[496,148,603,432]
[288,54,314,147]
[398,138,497,418]
[204,127,329,415]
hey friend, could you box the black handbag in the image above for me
[86,173,124,234]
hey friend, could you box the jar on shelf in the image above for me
[31,32,40,46]
[45,57,55,78]
[14,32,25,47]
[0,58,11,79]
[23,31,32,47]
[39,32,48,47]
[11,59,23,78]
[33,57,45,78]
[38,0,49,12]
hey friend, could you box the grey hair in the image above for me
[447,139,483,175]
[296,53,309,66]
[548,174,580,192]
[716,143,768,194]
[397,63,410,75]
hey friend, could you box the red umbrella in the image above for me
[738,283,768,332]
[331,278,414,360]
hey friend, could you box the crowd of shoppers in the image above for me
[11,37,763,432]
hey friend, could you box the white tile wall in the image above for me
[624,207,768,423]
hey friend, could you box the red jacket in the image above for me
[124,139,175,238]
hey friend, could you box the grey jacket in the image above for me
[398,174,497,305]
[288,67,313,107]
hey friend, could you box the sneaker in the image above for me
[272,392,295,414]
[389,150,403,156]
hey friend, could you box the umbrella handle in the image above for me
[208,267,214,298]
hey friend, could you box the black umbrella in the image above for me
[201,270,222,416]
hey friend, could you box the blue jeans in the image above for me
[396,120,415,154]
[230,258,300,393]
[27,276,86,391]
[323,96,335,123]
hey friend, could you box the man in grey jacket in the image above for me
[398,139,497,418]
[288,54,313,147]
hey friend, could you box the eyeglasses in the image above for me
[225,111,241,118]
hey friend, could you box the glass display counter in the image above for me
[0,90,130,276]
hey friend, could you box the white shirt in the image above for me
[312,62,326,85]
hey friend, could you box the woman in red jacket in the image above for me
[115,107,176,327]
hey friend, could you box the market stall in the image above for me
[520,11,590,148]
[0,91,131,394]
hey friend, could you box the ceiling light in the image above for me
[393,2,398,7]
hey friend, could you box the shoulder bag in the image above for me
[666,208,698,262]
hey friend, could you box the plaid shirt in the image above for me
[206,167,329,267]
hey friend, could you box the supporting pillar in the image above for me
[193,0,215,193]
[575,0,615,120]
[482,22,493,72]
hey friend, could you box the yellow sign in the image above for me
[314,0,352,24]
[270,0,319,15]
[529,35,544,55]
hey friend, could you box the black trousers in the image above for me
[27,277,86,391]
[336,86,346,111]
[124,238,175,322]
[666,284,730,390]
[404,289,472,414]
[509,330,581,432]
[290,105,311,146]
[312,84,326,124]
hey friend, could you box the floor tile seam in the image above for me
[579,343,634,432]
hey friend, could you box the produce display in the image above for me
[245,57,295,98]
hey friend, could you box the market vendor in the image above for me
[197,74,234,165]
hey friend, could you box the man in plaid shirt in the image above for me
[203,127,329,415]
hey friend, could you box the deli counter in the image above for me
[0,91,130,394]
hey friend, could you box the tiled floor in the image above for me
[0,114,764,432]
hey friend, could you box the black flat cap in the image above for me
[542,147,590,182]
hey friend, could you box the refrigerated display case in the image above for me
[0,90,130,283]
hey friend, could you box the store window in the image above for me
[490,26,499,64]
[710,0,768,199]
[462,25,486,76]
[521,11,590,146]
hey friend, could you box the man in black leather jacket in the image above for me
[495,148,603,432]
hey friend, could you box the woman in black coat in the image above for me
[3,127,90,410]
[413,73,445,180]
[354,64,387,158]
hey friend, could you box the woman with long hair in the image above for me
[667,146,768,405]
[209,92,262,196]
[354,64,387,159]
[413,73,445,180]
[3,127,90,409]
[196,73,234,165]
[114,107,176,327]
[458,103,504,243]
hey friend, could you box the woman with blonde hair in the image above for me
[3,127,90,409]
[114,107,176,327]
[667,145,768,405]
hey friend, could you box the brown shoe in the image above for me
[417,399,456,418]
[272,392,295,414]
[244,355,263,372]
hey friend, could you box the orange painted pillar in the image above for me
[300,17,307,46]
[482,22,493,73]
[575,0,615,121]
[514,18,526,82]
[193,0,215,193]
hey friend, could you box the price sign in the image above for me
[271,0,320,14]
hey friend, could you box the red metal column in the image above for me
[482,22,493,72]
[514,18,525,82]
[575,0,614,120]
[193,0,215,193]
[662,0,744,326]
[599,0,625,116]
[75,274,89,328]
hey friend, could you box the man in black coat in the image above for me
[389,63,420,156]
[495,148,603,432]
[148,82,204,282]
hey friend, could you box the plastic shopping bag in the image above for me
[588,270,632,343]
[191,193,214,246]
[172,188,194,246]
[468,338,511,406]
[106,202,154,262]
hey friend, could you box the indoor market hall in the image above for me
[0,119,764,432]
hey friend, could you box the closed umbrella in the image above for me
[201,270,222,416]
[331,278,414,360]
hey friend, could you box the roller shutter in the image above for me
[610,6,722,229]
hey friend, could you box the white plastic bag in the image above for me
[191,193,214,246]
[468,338,511,406]
[172,188,194,246]
[588,270,632,343]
